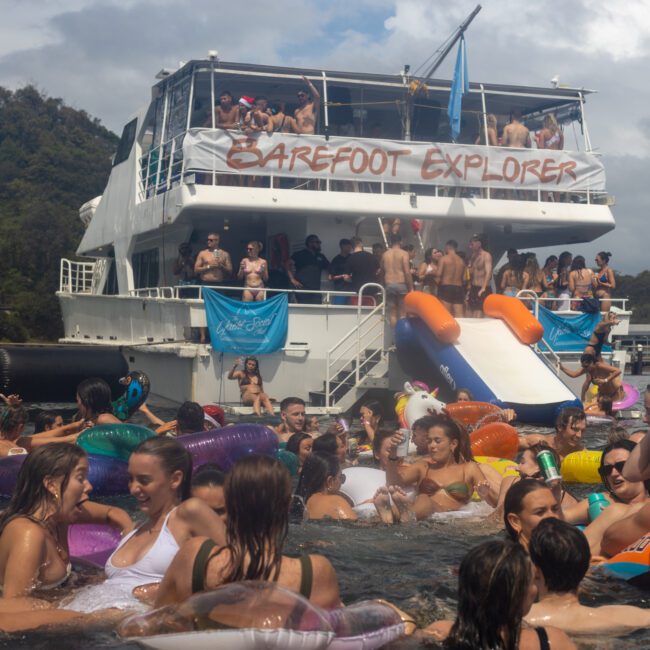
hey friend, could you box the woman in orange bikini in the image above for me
[374,415,497,522]
[238,241,268,302]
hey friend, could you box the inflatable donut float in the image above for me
[68,523,122,568]
[601,533,650,589]
[560,450,603,484]
[470,422,519,460]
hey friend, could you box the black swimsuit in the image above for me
[535,626,551,650]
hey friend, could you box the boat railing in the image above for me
[326,283,386,408]
[136,129,609,206]
[514,290,629,319]
[59,258,97,294]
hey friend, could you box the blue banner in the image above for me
[537,306,610,353]
[447,35,469,143]
[204,290,288,354]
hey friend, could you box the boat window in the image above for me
[113,118,137,167]
[103,259,118,296]
[132,248,159,289]
[165,75,192,141]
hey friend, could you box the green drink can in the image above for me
[536,450,561,484]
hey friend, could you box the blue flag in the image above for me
[203,290,288,354]
[536,306,610,353]
[447,35,469,142]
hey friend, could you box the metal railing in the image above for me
[59,259,97,294]
[514,290,629,319]
[137,128,609,206]
[325,283,386,408]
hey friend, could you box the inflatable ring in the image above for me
[112,371,151,421]
[474,456,519,478]
[470,423,519,460]
[0,453,129,498]
[177,424,278,471]
[445,401,503,429]
[601,533,650,589]
[68,523,121,568]
[341,467,386,506]
[614,384,641,411]
[118,581,405,649]
[276,449,299,477]
[560,450,603,484]
[77,423,156,461]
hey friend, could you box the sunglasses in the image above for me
[598,461,626,478]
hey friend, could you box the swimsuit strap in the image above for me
[535,626,551,650]
[299,555,313,599]
[191,538,219,593]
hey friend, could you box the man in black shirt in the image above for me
[328,238,353,304]
[344,236,380,296]
[287,234,330,304]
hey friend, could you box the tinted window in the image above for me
[113,118,138,166]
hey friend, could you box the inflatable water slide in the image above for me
[395,292,581,425]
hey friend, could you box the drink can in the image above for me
[396,428,411,458]
[536,450,561,484]
[347,437,358,457]
[337,418,350,433]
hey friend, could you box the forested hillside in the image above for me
[0,85,118,341]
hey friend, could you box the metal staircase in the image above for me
[309,284,389,411]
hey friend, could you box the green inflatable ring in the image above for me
[77,423,156,461]
[275,449,299,478]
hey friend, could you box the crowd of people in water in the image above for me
[0,375,648,647]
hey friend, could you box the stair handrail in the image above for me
[326,284,386,407]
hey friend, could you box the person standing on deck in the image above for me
[467,234,492,317]
[343,236,380,299]
[381,233,414,328]
[502,108,531,148]
[286,234,329,304]
[328,238,353,305]
[436,240,466,317]
[204,91,239,129]
[294,75,320,134]
[195,232,233,344]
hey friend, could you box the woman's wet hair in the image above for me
[529,518,589,593]
[191,463,225,488]
[76,377,114,416]
[223,454,292,583]
[599,439,650,498]
[0,403,28,437]
[0,443,87,532]
[132,437,193,501]
[312,432,338,456]
[33,411,60,434]
[296,452,340,503]
[285,432,311,457]
[372,428,395,460]
[503,478,548,540]
[428,414,473,463]
[361,399,383,420]
[445,539,531,650]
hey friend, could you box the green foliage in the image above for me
[616,272,650,322]
[0,85,118,341]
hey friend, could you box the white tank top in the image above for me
[104,509,179,590]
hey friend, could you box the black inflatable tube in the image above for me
[0,346,128,402]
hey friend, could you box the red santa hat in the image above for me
[238,95,254,108]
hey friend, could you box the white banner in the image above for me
[183,129,606,191]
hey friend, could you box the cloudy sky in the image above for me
[1,0,648,273]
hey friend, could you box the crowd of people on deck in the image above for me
[0,377,647,647]
[174,223,617,328]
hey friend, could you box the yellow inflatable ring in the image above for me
[560,450,603,484]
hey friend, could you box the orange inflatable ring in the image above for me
[470,422,519,460]
[446,401,503,428]
[483,294,543,345]
[602,533,650,589]
[404,291,460,344]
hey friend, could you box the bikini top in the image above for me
[104,509,179,589]
[418,465,470,502]
[239,373,261,389]
[543,130,562,148]
[191,539,313,599]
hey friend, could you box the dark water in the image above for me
[2,377,649,649]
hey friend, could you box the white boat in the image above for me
[56,56,630,411]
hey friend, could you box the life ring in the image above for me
[177,424,278,471]
[614,383,641,411]
[68,523,121,568]
[560,450,603,484]
[112,371,151,421]
[341,467,386,506]
[446,401,503,429]
[470,423,519,460]
[601,533,650,589]
[0,453,129,498]
[483,294,544,345]
[119,581,405,649]
[77,423,156,461]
